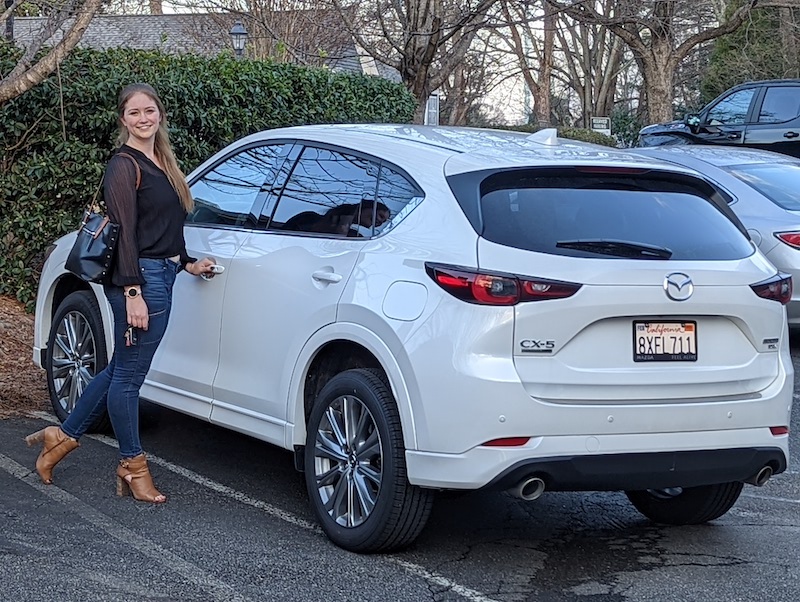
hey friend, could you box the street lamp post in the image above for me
[229,21,248,59]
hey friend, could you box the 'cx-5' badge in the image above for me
[663,272,693,302]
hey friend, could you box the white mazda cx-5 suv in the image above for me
[33,125,793,552]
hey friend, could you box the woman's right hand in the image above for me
[126,296,149,330]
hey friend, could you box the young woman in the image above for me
[26,83,216,503]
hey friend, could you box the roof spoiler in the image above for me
[526,128,558,146]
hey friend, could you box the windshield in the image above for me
[726,163,800,211]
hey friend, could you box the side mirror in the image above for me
[683,113,701,133]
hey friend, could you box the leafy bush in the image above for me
[610,109,646,149]
[0,45,416,308]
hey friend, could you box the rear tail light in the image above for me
[776,232,800,249]
[426,263,581,306]
[750,273,792,305]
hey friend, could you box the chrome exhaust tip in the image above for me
[508,476,546,501]
[744,466,773,487]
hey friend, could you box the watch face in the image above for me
[126,289,138,298]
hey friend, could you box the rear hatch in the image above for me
[458,166,789,403]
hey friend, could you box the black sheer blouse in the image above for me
[104,145,196,287]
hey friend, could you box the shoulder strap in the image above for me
[116,152,141,190]
[86,152,142,215]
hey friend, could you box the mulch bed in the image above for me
[0,296,49,418]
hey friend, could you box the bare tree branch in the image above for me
[547,0,763,122]
[0,0,105,105]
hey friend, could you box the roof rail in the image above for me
[526,128,559,145]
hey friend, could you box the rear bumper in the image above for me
[405,428,790,490]
[482,447,787,491]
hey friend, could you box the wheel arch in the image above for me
[286,323,420,452]
[43,275,113,363]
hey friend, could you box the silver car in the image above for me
[633,145,800,327]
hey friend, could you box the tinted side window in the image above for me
[374,165,423,235]
[706,89,755,125]
[271,146,378,236]
[758,87,800,123]
[188,144,288,227]
[478,171,753,261]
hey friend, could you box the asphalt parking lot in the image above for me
[1,341,799,602]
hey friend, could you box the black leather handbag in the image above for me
[64,212,121,283]
[64,152,140,284]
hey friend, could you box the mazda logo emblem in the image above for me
[664,272,693,301]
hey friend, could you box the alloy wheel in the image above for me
[312,394,383,528]
[50,310,98,415]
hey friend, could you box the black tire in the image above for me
[625,482,744,525]
[304,368,434,553]
[46,291,110,432]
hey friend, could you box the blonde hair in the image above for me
[115,83,194,212]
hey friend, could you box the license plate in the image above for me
[633,321,697,362]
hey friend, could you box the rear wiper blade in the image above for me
[555,239,673,259]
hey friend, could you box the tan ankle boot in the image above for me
[116,453,166,503]
[25,426,79,484]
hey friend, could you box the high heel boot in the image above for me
[116,453,166,503]
[25,426,79,484]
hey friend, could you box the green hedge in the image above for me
[0,45,416,308]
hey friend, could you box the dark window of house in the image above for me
[270,146,378,236]
[188,144,289,227]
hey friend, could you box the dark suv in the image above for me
[638,79,800,158]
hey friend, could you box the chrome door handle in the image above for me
[784,131,799,139]
[312,271,343,283]
[726,132,741,139]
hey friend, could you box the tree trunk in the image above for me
[535,1,554,127]
[779,7,799,77]
[413,95,430,124]
[445,66,469,125]
[149,0,163,15]
[580,22,592,128]
[594,36,623,118]
[641,41,676,123]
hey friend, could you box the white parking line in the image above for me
[742,492,800,505]
[25,412,502,602]
[0,453,254,602]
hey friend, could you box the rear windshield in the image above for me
[726,163,800,211]
[477,170,753,260]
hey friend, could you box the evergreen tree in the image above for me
[703,5,799,104]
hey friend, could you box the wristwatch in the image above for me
[124,287,140,299]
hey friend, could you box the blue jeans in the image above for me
[61,258,180,458]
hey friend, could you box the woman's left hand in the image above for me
[187,257,217,277]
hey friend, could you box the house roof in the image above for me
[13,13,400,80]
[15,14,229,56]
